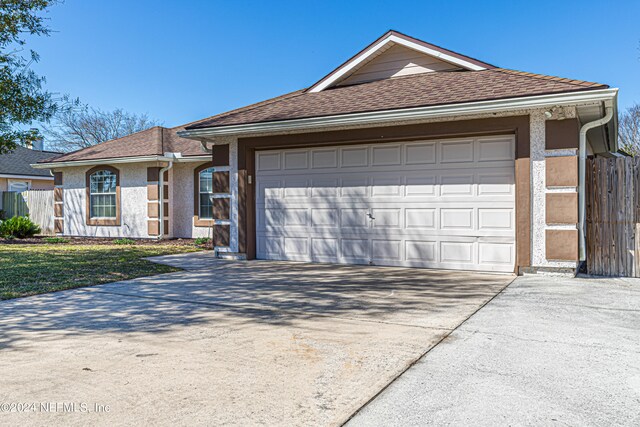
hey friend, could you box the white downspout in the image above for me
[158,160,174,239]
[578,105,613,260]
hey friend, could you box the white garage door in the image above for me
[255,135,516,272]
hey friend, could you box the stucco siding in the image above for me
[29,178,55,190]
[171,162,211,239]
[0,177,53,191]
[63,163,150,238]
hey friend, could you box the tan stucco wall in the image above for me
[29,178,55,190]
[170,162,214,239]
[61,163,152,238]
[0,177,53,191]
[56,161,209,239]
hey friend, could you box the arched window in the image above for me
[198,167,214,219]
[86,166,120,226]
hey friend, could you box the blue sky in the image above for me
[26,0,640,128]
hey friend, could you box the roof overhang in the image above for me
[308,31,494,92]
[178,88,619,140]
[576,93,619,154]
[0,173,53,180]
[31,154,211,169]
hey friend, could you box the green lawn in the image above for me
[0,244,201,300]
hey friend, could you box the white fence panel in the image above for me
[23,189,54,236]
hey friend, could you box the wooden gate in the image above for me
[585,157,639,276]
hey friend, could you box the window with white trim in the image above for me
[8,180,30,193]
[198,167,214,219]
[89,170,117,218]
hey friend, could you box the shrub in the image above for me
[113,238,136,245]
[44,237,69,244]
[194,237,211,246]
[0,216,41,239]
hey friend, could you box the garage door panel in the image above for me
[406,240,437,262]
[311,238,339,259]
[283,237,309,256]
[340,147,369,167]
[372,145,402,166]
[405,142,436,165]
[257,152,281,171]
[405,208,436,229]
[440,241,475,264]
[342,239,369,259]
[256,136,516,272]
[478,208,513,230]
[405,176,437,197]
[340,209,369,228]
[478,242,514,265]
[371,208,401,228]
[283,151,308,170]
[440,139,475,163]
[311,149,338,169]
[340,176,369,197]
[372,240,402,262]
[477,137,515,162]
[371,176,402,197]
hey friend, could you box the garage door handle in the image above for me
[367,213,375,220]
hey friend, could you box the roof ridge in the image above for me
[493,68,607,88]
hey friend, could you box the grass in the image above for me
[0,244,201,300]
[43,237,69,244]
[113,238,136,245]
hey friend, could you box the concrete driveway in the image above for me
[347,274,640,426]
[0,253,512,426]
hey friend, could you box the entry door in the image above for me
[255,136,516,272]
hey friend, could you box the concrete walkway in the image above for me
[347,275,640,426]
[0,254,512,426]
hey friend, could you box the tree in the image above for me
[44,104,162,152]
[0,0,58,154]
[619,104,640,156]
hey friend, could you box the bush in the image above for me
[194,237,211,246]
[0,216,41,239]
[44,237,69,244]
[113,238,136,245]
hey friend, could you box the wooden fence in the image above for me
[1,191,29,217]
[0,190,54,235]
[585,157,639,276]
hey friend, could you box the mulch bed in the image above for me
[0,236,204,246]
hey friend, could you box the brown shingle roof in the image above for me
[44,125,208,163]
[44,67,608,164]
[185,68,608,130]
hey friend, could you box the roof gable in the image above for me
[308,30,495,92]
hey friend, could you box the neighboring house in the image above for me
[0,145,59,193]
[34,31,619,274]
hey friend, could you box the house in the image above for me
[34,31,619,274]
[0,144,59,193]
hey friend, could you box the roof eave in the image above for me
[31,154,211,169]
[0,173,54,180]
[178,88,619,139]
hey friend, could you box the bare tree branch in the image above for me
[43,102,162,152]
[619,104,640,156]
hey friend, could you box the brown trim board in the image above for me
[237,116,531,271]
